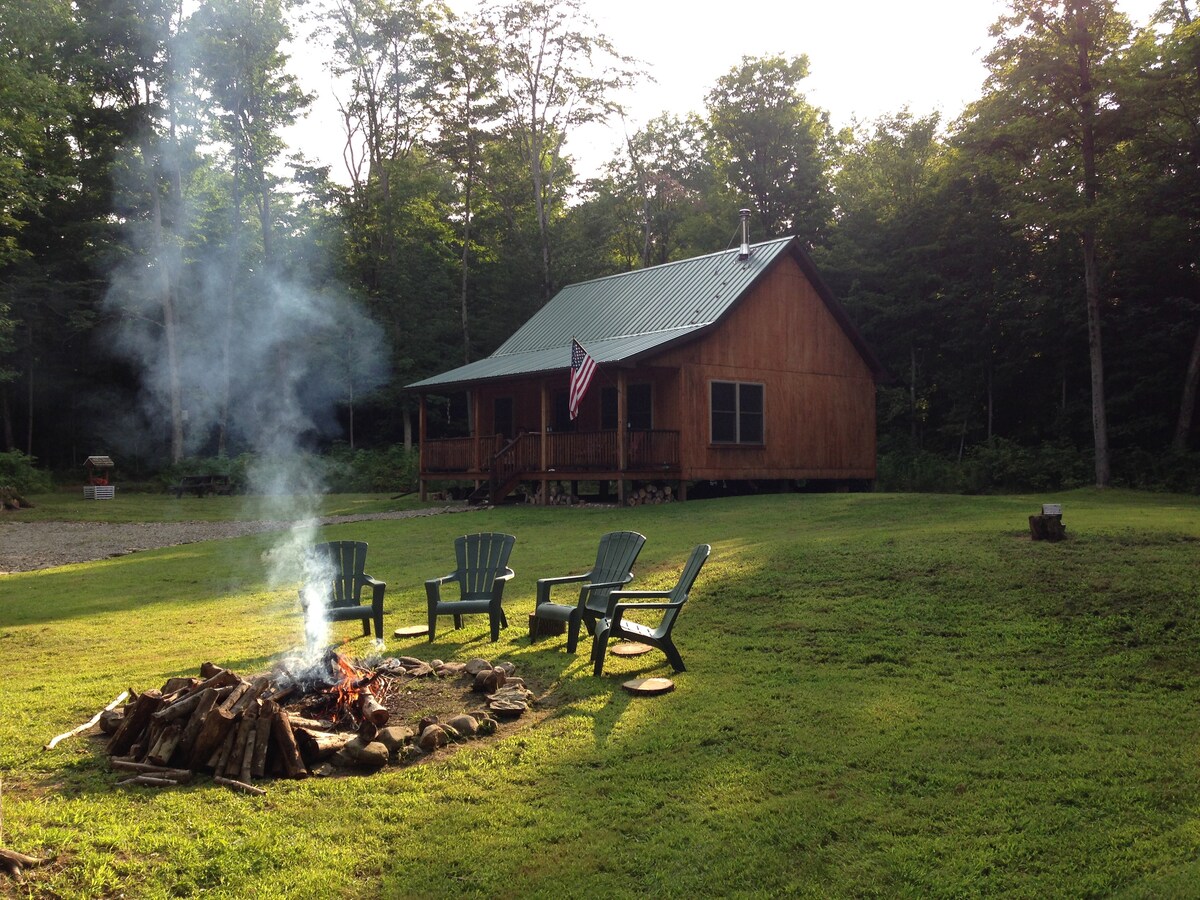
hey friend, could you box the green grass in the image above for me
[13,491,436,523]
[2,489,1200,898]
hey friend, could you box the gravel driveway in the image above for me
[0,506,471,574]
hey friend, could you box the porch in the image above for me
[420,429,681,504]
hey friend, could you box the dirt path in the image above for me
[0,506,472,574]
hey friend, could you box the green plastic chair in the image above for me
[425,532,517,642]
[299,541,386,641]
[591,544,711,676]
[533,531,647,653]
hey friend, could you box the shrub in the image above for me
[0,450,54,493]
[323,445,419,494]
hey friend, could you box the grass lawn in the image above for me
[1,489,1199,898]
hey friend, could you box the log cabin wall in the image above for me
[652,253,876,481]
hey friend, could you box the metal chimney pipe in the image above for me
[737,209,751,260]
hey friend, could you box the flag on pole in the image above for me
[568,338,597,420]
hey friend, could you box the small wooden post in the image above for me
[418,395,428,502]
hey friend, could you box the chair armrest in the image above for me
[362,576,386,608]
[425,572,458,603]
[607,589,673,602]
[536,572,588,604]
[498,567,515,582]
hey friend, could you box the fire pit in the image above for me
[94,651,536,794]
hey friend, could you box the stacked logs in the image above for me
[103,662,340,795]
[625,484,674,506]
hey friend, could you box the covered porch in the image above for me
[416,368,684,505]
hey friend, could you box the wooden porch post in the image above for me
[540,381,549,506]
[418,394,428,502]
[617,368,628,505]
[471,387,482,487]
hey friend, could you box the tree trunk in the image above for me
[1076,5,1110,488]
[1172,321,1200,451]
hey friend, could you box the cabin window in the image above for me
[710,381,764,445]
[493,397,514,439]
[601,384,653,430]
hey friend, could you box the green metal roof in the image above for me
[407,236,879,391]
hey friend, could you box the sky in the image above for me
[285,0,1165,183]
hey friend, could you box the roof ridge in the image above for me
[561,234,795,290]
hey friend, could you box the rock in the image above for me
[406,663,435,678]
[376,725,415,752]
[488,698,527,718]
[476,717,497,736]
[397,744,423,764]
[495,661,517,676]
[441,724,461,742]
[446,714,480,737]
[417,715,440,733]
[488,685,534,704]
[343,737,390,768]
[397,656,426,668]
[502,676,525,688]
[430,659,444,669]
[464,658,492,676]
[418,725,449,752]
[436,662,467,677]
[473,668,506,693]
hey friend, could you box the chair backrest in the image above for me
[584,531,647,613]
[311,541,368,607]
[661,543,711,622]
[455,532,517,599]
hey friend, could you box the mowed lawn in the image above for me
[1,490,1199,898]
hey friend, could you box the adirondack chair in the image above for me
[533,531,647,653]
[426,532,517,642]
[299,541,386,641]
[591,543,711,676]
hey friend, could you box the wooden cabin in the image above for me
[407,235,883,504]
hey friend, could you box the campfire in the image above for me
[88,652,535,795]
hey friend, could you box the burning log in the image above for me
[293,727,351,762]
[107,690,163,757]
[360,692,389,727]
[146,723,183,767]
[270,711,308,779]
[187,707,236,770]
[109,759,194,782]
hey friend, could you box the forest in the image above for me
[1,0,1198,492]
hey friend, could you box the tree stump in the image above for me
[1029,514,1066,541]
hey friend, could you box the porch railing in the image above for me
[422,436,477,472]
[422,430,680,475]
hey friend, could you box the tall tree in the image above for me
[704,54,838,242]
[487,0,639,302]
[430,12,506,364]
[187,0,312,453]
[964,0,1133,486]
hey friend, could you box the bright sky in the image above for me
[286,0,1164,183]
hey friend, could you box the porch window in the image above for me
[602,384,652,430]
[711,381,764,445]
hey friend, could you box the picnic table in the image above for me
[171,474,233,499]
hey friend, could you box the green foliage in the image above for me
[0,449,53,492]
[878,439,1092,493]
[322,444,419,493]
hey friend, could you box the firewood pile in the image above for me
[94,653,535,795]
[625,484,675,506]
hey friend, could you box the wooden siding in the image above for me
[653,254,876,480]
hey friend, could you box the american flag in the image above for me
[568,338,597,420]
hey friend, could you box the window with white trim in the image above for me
[710,381,764,445]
